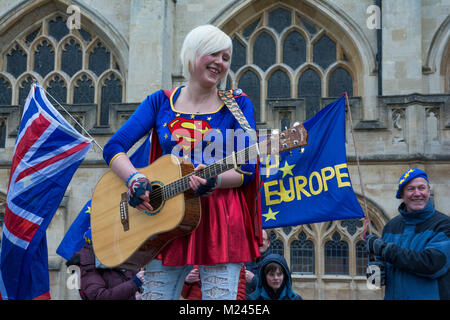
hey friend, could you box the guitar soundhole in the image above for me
[149,183,163,211]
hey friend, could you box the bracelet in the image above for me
[125,172,140,187]
[215,174,222,189]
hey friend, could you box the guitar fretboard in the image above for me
[162,143,260,200]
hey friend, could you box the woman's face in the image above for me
[191,48,231,87]
[266,268,284,291]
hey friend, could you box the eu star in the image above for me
[279,161,295,178]
[262,208,279,222]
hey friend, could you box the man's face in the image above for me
[260,231,270,254]
[401,177,430,212]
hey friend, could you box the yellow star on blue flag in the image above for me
[279,161,295,178]
[262,207,279,222]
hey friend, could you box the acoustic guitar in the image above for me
[91,123,308,269]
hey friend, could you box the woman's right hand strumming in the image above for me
[110,153,154,211]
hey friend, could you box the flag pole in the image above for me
[40,84,104,151]
[343,92,371,238]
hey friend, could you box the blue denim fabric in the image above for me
[142,259,242,300]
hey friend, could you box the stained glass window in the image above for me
[324,232,349,275]
[291,232,315,274]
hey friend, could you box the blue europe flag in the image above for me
[260,96,364,228]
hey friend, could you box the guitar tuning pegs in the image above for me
[299,147,305,153]
[293,122,300,127]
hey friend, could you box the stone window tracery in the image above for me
[228,5,355,126]
[0,13,125,131]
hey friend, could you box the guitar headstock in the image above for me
[260,123,308,155]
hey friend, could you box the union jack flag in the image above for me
[0,83,92,300]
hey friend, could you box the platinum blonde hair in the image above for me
[180,24,232,89]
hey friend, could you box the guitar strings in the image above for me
[144,125,303,205]
[146,143,258,204]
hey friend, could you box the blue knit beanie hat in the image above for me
[396,168,429,199]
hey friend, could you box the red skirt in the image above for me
[158,187,261,266]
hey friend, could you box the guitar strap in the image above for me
[217,89,257,140]
[217,89,258,175]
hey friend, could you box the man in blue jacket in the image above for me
[366,168,450,299]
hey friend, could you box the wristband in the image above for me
[126,172,140,187]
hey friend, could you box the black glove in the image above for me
[366,260,386,287]
[194,177,217,197]
[365,234,387,256]
[126,172,152,208]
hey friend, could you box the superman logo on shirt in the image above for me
[168,118,212,153]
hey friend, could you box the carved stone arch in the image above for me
[97,70,124,126]
[211,0,377,115]
[265,227,287,256]
[424,15,450,93]
[326,62,356,97]
[0,73,14,105]
[235,65,262,86]
[56,34,85,73]
[355,193,389,237]
[236,66,263,121]
[295,63,325,96]
[69,70,96,104]
[29,35,57,78]
[321,220,351,244]
[288,224,316,248]
[424,16,450,72]
[229,32,248,76]
[266,65,293,98]
[43,71,68,104]
[15,72,40,106]
[280,25,311,71]
[266,64,293,82]
[248,27,278,69]
[97,70,124,91]
[0,0,128,83]
[2,40,29,79]
[443,42,450,93]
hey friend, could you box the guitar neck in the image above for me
[162,143,259,200]
[161,122,307,200]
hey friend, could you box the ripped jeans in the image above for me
[141,259,242,300]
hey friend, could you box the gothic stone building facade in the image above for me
[0,0,449,300]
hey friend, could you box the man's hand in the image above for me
[366,234,387,256]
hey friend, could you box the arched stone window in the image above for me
[290,232,315,274]
[268,230,284,257]
[355,240,370,276]
[324,232,349,275]
[0,11,125,128]
[225,4,357,127]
